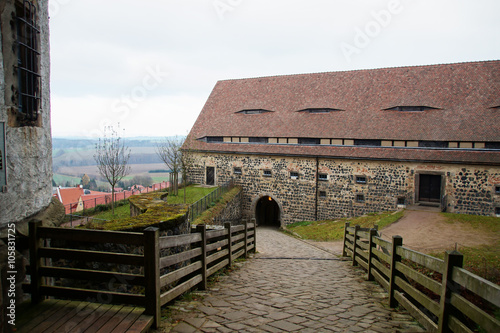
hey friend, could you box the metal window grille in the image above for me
[318,173,328,181]
[16,0,41,122]
[263,170,272,177]
[356,194,365,203]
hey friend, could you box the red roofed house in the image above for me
[54,186,86,214]
[182,61,500,227]
[54,186,110,214]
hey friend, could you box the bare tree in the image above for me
[94,125,131,215]
[155,137,183,196]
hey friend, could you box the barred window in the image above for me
[15,0,41,124]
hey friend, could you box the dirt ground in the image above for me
[305,206,498,255]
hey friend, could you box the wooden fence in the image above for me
[24,220,256,328]
[342,222,500,333]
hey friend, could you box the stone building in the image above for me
[0,1,59,329]
[182,61,500,227]
[0,0,53,228]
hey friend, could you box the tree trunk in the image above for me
[111,185,115,215]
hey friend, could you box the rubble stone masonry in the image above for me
[186,151,500,225]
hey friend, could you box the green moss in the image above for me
[86,192,188,231]
[192,186,242,225]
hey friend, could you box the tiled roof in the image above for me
[183,61,500,164]
[56,187,84,205]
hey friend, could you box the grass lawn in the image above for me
[91,185,217,220]
[91,203,131,221]
[431,213,500,284]
[287,210,404,241]
[167,185,217,205]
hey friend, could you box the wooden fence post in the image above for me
[342,222,350,257]
[352,225,360,266]
[250,218,256,253]
[197,225,207,290]
[225,222,232,268]
[367,228,377,281]
[244,221,249,258]
[389,235,403,308]
[144,227,160,329]
[29,220,43,304]
[438,250,464,333]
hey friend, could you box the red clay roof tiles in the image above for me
[183,61,500,165]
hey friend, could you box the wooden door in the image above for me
[419,174,441,202]
[206,167,215,186]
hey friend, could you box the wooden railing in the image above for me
[188,181,233,221]
[24,220,256,328]
[342,222,500,333]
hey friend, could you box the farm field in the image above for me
[57,163,168,178]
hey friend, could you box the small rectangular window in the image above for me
[263,170,272,177]
[206,136,224,143]
[495,186,500,194]
[318,174,328,181]
[496,207,500,217]
[319,191,327,198]
[249,137,269,144]
[356,176,367,184]
[298,138,321,145]
[354,139,381,147]
[234,167,242,175]
[356,194,365,203]
[290,172,299,180]
[15,0,41,124]
[418,141,448,148]
[398,197,406,205]
[485,142,500,150]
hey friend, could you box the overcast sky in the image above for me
[49,0,500,138]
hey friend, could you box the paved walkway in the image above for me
[163,228,425,333]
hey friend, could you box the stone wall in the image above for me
[0,0,52,227]
[185,151,500,225]
[211,188,243,226]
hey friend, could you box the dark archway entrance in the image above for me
[256,196,280,227]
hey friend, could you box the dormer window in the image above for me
[236,109,273,114]
[298,108,343,114]
[203,136,224,143]
[384,106,439,112]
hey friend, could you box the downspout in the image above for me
[315,157,319,221]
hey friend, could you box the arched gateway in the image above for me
[254,195,281,227]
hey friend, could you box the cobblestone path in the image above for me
[164,228,425,333]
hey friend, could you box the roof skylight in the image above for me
[236,109,273,114]
[384,106,439,112]
[297,108,343,113]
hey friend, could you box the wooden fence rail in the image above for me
[24,220,256,329]
[342,222,500,333]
